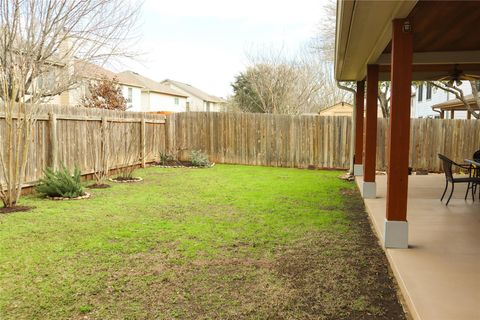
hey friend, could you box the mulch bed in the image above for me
[88,183,111,189]
[109,177,143,183]
[155,160,215,168]
[48,192,91,201]
[0,205,34,214]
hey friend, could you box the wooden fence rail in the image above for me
[1,107,478,187]
[165,112,353,169]
[166,112,480,173]
[0,104,166,186]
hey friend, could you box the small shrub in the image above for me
[190,150,210,167]
[36,166,84,198]
[159,152,173,165]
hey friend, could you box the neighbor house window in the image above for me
[476,81,480,91]
[426,82,432,100]
[127,87,133,103]
[417,83,423,102]
[174,97,179,105]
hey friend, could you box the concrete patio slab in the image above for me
[356,174,480,320]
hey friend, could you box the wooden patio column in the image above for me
[385,18,413,249]
[450,110,455,119]
[362,65,379,198]
[354,80,365,176]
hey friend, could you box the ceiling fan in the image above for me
[433,64,480,87]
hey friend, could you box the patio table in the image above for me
[464,159,480,198]
[464,159,480,176]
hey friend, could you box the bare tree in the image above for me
[232,47,324,115]
[429,81,480,119]
[312,0,336,63]
[0,0,142,208]
[378,82,391,118]
[0,69,36,207]
[310,0,353,108]
[0,0,141,103]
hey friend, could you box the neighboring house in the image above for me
[47,63,188,113]
[410,81,473,119]
[161,79,226,112]
[117,71,188,113]
[318,102,353,117]
[47,61,144,111]
[431,94,480,119]
[318,101,384,117]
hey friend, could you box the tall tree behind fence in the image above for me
[0,104,166,186]
[166,112,353,169]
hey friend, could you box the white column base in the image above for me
[354,164,363,176]
[384,220,408,249]
[362,181,376,199]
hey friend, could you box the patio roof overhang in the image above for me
[335,0,480,82]
[431,94,480,112]
[336,0,480,250]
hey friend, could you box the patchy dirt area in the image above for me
[79,188,406,320]
[1,166,406,319]
[0,205,34,214]
[273,188,406,320]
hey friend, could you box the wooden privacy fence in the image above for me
[376,117,480,172]
[165,112,353,169]
[1,107,479,187]
[0,104,166,185]
[166,112,480,172]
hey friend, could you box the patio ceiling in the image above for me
[335,0,480,81]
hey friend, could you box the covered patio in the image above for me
[336,0,480,319]
[356,174,480,320]
[336,0,480,247]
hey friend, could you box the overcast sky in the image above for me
[119,0,328,98]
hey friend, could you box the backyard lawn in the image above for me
[0,165,405,319]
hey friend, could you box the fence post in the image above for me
[48,112,58,170]
[101,117,109,173]
[141,114,146,167]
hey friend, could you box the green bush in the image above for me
[159,152,173,165]
[36,166,84,198]
[190,150,210,167]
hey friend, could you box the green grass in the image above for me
[0,165,405,319]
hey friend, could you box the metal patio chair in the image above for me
[467,149,480,197]
[438,154,480,205]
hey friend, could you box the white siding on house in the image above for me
[411,82,471,119]
[164,82,224,112]
[186,95,206,111]
[141,92,150,111]
[139,92,187,112]
[121,85,142,111]
[148,93,187,112]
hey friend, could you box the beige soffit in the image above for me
[335,0,418,81]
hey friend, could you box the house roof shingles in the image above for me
[161,79,225,103]
[117,71,187,97]
[73,62,192,98]
[74,60,117,81]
